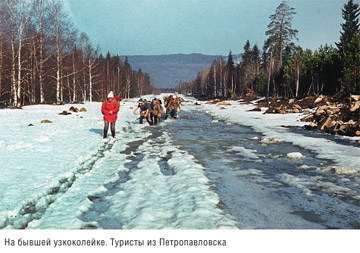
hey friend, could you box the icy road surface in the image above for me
[0,96,359,229]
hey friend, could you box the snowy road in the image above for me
[0,96,359,229]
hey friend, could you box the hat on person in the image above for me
[107,91,114,98]
[138,98,143,103]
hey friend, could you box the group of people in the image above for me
[101,92,182,138]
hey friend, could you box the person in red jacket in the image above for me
[101,91,120,138]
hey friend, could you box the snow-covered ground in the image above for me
[0,95,359,230]
[199,99,360,170]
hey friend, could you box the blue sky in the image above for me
[63,0,355,56]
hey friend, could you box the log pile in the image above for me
[301,95,360,136]
[257,96,319,114]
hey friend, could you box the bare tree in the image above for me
[48,0,76,104]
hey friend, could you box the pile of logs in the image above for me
[255,94,360,136]
[257,96,319,114]
[301,95,360,136]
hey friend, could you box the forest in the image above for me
[176,0,360,99]
[0,0,156,107]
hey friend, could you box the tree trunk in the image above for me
[88,58,93,102]
[72,48,77,102]
[10,18,17,106]
[38,0,45,103]
[267,51,273,98]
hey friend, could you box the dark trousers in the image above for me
[140,116,153,125]
[104,121,115,138]
[150,113,159,125]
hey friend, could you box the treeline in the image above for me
[177,0,360,99]
[0,0,155,107]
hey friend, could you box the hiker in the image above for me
[151,98,163,125]
[165,95,177,119]
[174,96,182,114]
[133,98,152,125]
[101,91,120,138]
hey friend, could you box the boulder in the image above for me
[41,120,52,124]
[69,106,79,112]
[28,124,34,127]
[80,107,87,112]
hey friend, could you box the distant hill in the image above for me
[120,53,241,89]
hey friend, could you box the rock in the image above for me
[211,120,219,123]
[288,99,295,104]
[41,120,52,124]
[80,107,87,112]
[292,109,300,113]
[194,102,201,106]
[28,124,34,127]
[69,106,79,112]
[58,111,71,115]
[287,152,305,160]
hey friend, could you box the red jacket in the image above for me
[102,98,119,122]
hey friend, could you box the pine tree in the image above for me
[265,0,298,68]
[340,32,360,93]
[337,0,360,55]
[227,50,234,70]
[242,40,252,66]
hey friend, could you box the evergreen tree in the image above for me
[340,32,360,93]
[227,50,234,70]
[242,40,252,66]
[337,0,360,54]
[265,0,298,68]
